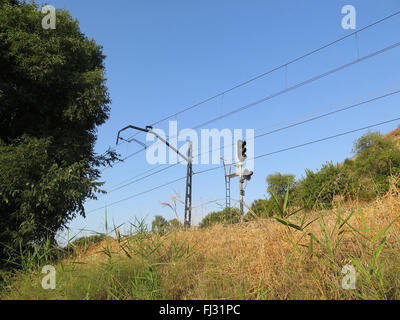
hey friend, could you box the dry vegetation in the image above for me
[1,178,399,300]
[386,126,400,147]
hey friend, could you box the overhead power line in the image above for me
[194,117,400,176]
[100,9,400,173]
[86,116,400,214]
[108,164,178,193]
[120,10,400,144]
[101,148,146,173]
[253,83,400,133]
[190,41,400,130]
[87,176,187,214]
[98,84,400,194]
[107,163,173,190]
[111,39,400,169]
[97,10,400,184]
[191,86,400,160]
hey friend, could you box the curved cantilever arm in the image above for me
[115,125,150,145]
[115,124,191,163]
[115,123,193,227]
[147,129,190,163]
[125,137,147,149]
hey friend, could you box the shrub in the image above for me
[151,216,170,236]
[266,173,295,199]
[199,208,241,228]
[295,162,346,210]
[247,198,275,220]
[169,218,183,230]
[292,130,400,209]
[353,131,400,198]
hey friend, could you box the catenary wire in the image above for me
[86,116,400,214]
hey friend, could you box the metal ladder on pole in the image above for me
[222,157,233,214]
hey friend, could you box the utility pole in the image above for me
[238,160,244,219]
[116,125,193,227]
[236,139,253,221]
[237,139,246,219]
[184,141,193,227]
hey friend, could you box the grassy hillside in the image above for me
[1,177,399,300]
[1,127,400,300]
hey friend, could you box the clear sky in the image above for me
[35,0,400,240]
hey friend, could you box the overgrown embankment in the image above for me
[1,179,400,300]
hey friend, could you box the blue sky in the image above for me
[36,1,400,239]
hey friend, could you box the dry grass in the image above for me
[386,126,400,147]
[157,187,400,299]
[1,180,400,300]
[157,177,400,299]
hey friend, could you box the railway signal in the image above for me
[235,139,253,218]
[237,139,247,163]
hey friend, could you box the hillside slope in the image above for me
[386,126,400,147]
[1,127,400,300]
[2,179,400,300]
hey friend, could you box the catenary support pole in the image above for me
[184,141,193,227]
[238,160,244,220]
[116,125,193,227]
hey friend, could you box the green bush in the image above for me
[352,131,400,198]
[199,208,241,228]
[291,130,400,210]
[150,216,184,235]
[266,173,295,199]
[169,218,183,230]
[151,216,170,236]
[295,162,349,210]
[247,198,275,220]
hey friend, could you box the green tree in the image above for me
[199,207,241,228]
[0,1,116,262]
[266,172,295,198]
[352,131,385,154]
[151,216,170,236]
[353,131,400,197]
[295,162,351,210]
[294,131,400,209]
[169,218,183,230]
[247,198,275,220]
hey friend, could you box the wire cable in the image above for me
[86,116,400,214]
[107,164,178,193]
[111,39,400,168]
[97,12,400,181]
[194,116,400,176]
[100,85,400,194]
[120,10,400,143]
[190,41,400,130]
